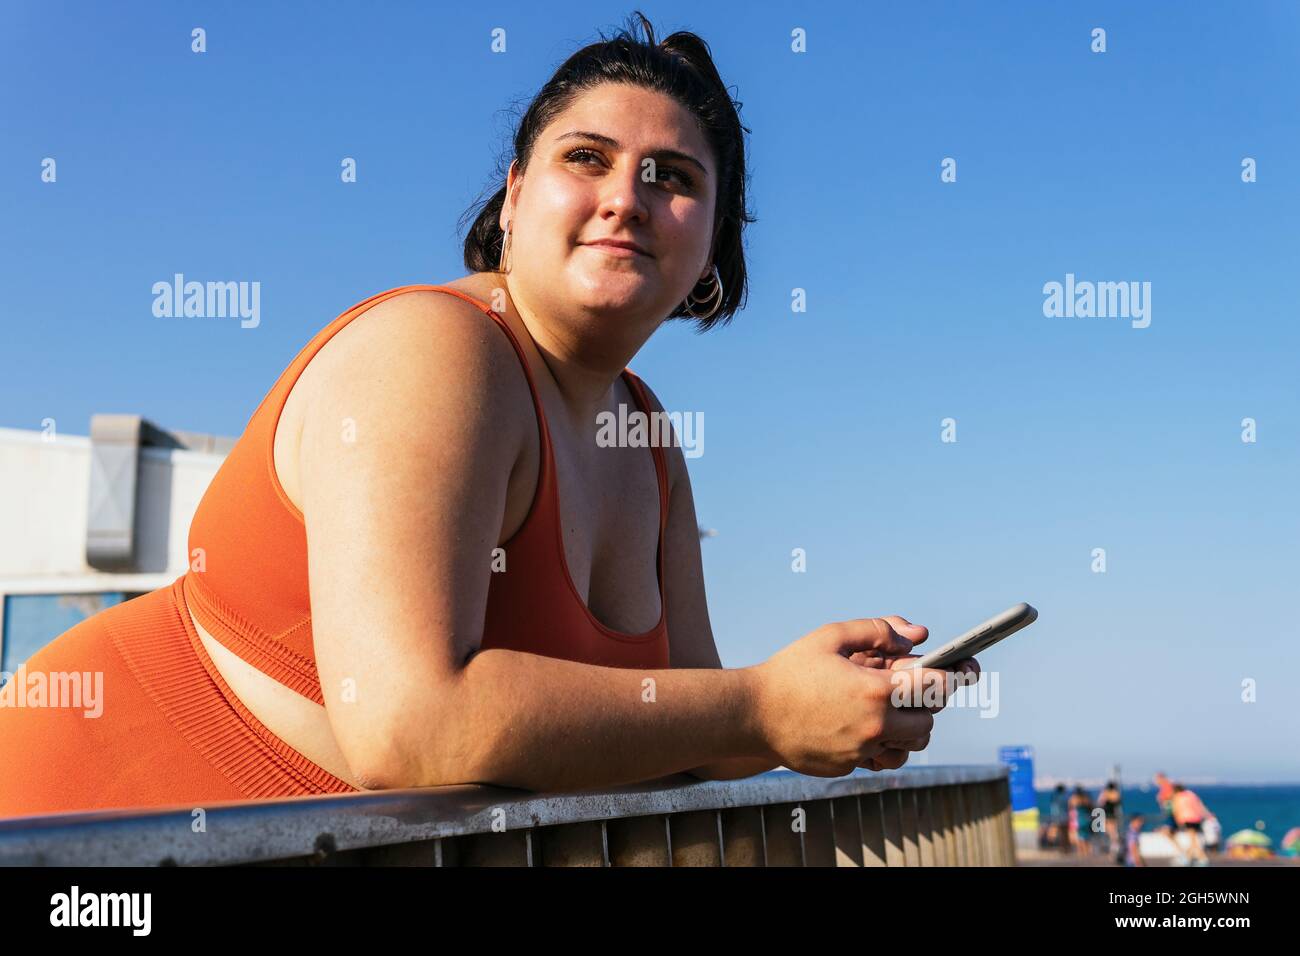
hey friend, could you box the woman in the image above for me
[1123,813,1146,867]
[1154,771,1177,835]
[1068,786,1094,857]
[0,12,974,818]
[1047,783,1069,849]
[1097,779,1123,858]
[1171,784,1211,866]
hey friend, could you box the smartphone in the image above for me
[900,603,1038,670]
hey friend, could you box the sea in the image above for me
[762,770,1300,847]
[1034,784,1300,845]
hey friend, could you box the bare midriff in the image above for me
[190,608,363,788]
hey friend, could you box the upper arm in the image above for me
[640,382,721,669]
[296,291,531,785]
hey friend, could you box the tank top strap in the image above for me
[347,286,669,574]
[421,285,557,474]
[620,368,670,538]
[432,287,667,625]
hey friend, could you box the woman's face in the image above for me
[500,82,718,338]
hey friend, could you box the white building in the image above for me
[0,415,232,673]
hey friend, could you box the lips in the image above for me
[582,238,651,258]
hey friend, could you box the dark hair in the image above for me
[459,10,753,332]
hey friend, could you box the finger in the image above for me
[880,615,928,646]
[851,649,928,669]
[950,658,981,688]
[881,733,931,752]
[863,748,909,772]
[882,700,935,741]
[823,619,915,658]
[887,710,934,743]
[887,666,955,711]
[848,650,891,668]
[890,655,980,678]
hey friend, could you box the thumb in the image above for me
[821,618,915,657]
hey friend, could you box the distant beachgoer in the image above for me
[1064,787,1079,851]
[1154,771,1177,836]
[1068,786,1094,857]
[1172,784,1211,866]
[1124,814,1145,867]
[1048,784,1069,850]
[1201,814,1222,852]
[1098,780,1123,858]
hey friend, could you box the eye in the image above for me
[565,147,602,166]
[656,165,695,189]
[564,148,694,190]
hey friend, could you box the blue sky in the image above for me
[2,1,1297,783]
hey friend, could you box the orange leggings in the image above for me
[0,577,355,820]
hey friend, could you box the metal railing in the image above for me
[0,765,1013,866]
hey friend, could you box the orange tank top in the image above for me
[1172,790,1206,824]
[183,284,671,706]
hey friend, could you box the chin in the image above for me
[570,269,654,312]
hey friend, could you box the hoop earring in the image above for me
[498,220,513,274]
[683,265,723,321]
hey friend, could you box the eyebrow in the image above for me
[553,130,709,177]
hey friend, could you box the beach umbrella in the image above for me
[1280,828,1300,857]
[1225,829,1272,849]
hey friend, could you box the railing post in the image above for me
[718,805,765,866]
[997,780,1016,865]
[831,796,864,867]
[762,802,804,866]
[917,787,937,866]
[881,789,906,866]
[606,815,671,866]
[859,792,887,866]
[669,810,724,867]
[900,788,921,866]
[937,785,958,865]
[537,821,605,867]
[981,782,996,865]
[954,784,974,865]
[971,783,988,866]
[803,801,836,867]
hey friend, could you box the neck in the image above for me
[502,278,657,428]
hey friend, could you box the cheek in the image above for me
[526,173,592,239]
[661,198,712,256]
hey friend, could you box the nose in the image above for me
[596,160,650,225]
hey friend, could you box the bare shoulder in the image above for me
[302,285,529,416]
[278,284,532,513]
[634,377,685,494]
[318,286,513,371]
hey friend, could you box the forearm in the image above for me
[683,755,782,781]
[405,648,770,792]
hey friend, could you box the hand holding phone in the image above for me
[898,603,1038,671]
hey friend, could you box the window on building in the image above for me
[1,592,129,681]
